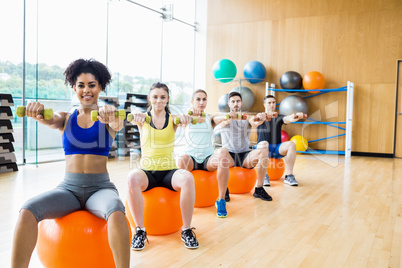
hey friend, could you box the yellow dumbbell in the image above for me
[174,116,197,125]
[16,106,54,120]
[126,113,151,124]
[224,113,243,120]
[188,110,206,117]
[91,109,126,122]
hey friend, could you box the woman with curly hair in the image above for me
[11,59,130,268]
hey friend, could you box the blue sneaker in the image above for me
[215,198,227,218]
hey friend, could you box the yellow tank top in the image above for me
[140,114,177,170]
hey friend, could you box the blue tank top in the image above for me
[184,114,215,163]
[62,109,113,156]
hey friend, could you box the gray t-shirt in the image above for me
[220,119,251,153]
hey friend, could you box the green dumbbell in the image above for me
[127,113,151,124]
[91,109,126,122]
[224,113,243,120]
[16,106,54,120]
[174,116,197,125]
[188,110,206,117]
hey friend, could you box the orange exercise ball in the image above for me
[303,71,325,93]
[267,158,285,181]
[125,187,182,235]
[37,210,131,268]
[192,170,219,207]
[290,135,309,152]
[227,167,257,194]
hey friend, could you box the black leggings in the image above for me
[142,169,178,191]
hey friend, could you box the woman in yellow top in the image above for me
[126,82,199,250]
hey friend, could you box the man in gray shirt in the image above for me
[215,92,272,201]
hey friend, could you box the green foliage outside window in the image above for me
[0,61,191,105]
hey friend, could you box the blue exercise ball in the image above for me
[212,59,237,83]
[280,71,303,92]
[243,61,266,84]
[279,95,308,116]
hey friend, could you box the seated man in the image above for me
[215,91,272,201]
[255,95,307,187]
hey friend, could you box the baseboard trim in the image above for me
[351,152,394,158]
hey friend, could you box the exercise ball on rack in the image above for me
[217,93,230,112]
[243,60,266,84]
[290,135,309,152]
[303,71,325,94]
[280,71,303,92]
[279,95,308,116]
[212,59,237,83]
[230,86,255,111]
[281,130,290,142]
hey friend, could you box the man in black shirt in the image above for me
[255,95,307,186]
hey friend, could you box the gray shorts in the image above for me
[21,172,125,222]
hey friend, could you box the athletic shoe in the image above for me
[181,228,199,249]
[225,188,230,202]
[284,174,298,186]
[263,174,270,186]
[215,198,227,218]
[131,227,148,251]
[253,186,273,201]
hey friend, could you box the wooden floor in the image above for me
[1,155,402,267]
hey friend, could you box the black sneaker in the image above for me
[225,188,230,202]
[253,187,272,201]
[181,228,199,249]
[131,227,148,251]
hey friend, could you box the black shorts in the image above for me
[142,169,178,192]
[191,155,212,171]
[229,151,251,168]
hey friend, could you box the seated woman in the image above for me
[178,89,231,218]
[11,59,130,268]
[126,82,199,251]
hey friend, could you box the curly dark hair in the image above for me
[63,58,111,91]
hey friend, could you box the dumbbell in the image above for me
[253,112,278,121]
[91,109,126,122]
[224,113,247,120]
[126,113,151,124]
[16,106,54,120]
[174,116,197,125]
[188,110,206,117]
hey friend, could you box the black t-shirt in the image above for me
[257,114,286,144]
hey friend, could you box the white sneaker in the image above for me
[263,174,270,187]
[284,174,298,186]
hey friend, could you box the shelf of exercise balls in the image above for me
[268,82,354,157]
[215,77,264,83]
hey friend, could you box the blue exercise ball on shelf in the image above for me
[230,86,255,111]
[243,61,266,84]
[217,93,230,112]
[212,59,237,83]
[280,71,303,92]
[279,95,308,116]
